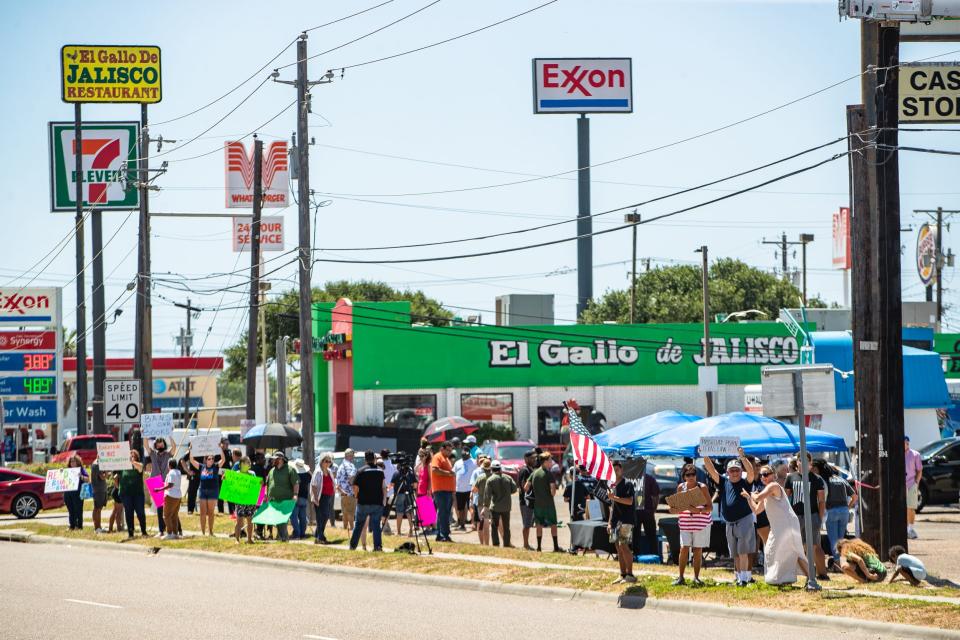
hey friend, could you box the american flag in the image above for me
[565,403,615,483]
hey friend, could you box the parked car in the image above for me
[289,432,337,461]
[480,440,536,482]
[0,468,65,518]
[51,434,115,466]
[918,437,960,512]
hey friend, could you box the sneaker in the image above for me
[611,576,626,585]
[817,574,831,581]
[163,534,177,540]
[692,578,705,587]
[623,574,637,584]
[907,528,919,540]
[671,577,686,586]
[735,580,746,587]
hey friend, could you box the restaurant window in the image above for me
[537,405,593,445]
[383,394,437,429]
[461,393,514,430]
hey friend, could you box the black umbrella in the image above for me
[241,422,303,449]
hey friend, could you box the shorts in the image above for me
[341,495,357,523]
[610,523,633,546]
[680,526,711,549]
[395,493,412,514]
[455,491,470,511]
[726,515,756,557]
[93,488,108,509]
[906,484,919,510]
[799,512,823,544]
[534,506,558,527]
[755,510,770,529]
[520,504,535,529]
[235,504,257,518]
[199,487,218,501]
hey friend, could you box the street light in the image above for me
[694,245,712,417]
[798,233,815,303]
[624,210,640,324]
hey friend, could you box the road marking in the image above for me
[64,598,122,609]
[304,635,339,640]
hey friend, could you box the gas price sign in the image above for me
[0,353,57,372]
[0,376,56,395]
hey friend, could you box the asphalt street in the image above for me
[2,541,895,640]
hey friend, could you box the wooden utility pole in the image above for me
[625,210,640,323]
[245,138,263,424]
[134,106,153,420]
[73,104,88,435]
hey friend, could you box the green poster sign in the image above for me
[219,469,262,505]
[48,121,140,212]
[934,333,960,378]
[252,499,296,526]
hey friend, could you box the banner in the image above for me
[145,474,166,509]
[141,412,173,439]
[96,441,132,470]
[252,499,296,525]
[698,436,741,457]
[416,495,437,527]
[189,434,221,457]
[45,467,80,493]
[232,216,284,252]
[219,470,262,505]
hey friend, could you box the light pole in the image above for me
[624,210,640,323]
[694,245,712,416]
[798,233,815,303]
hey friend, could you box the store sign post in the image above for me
[232,216,285,252]
[48,121,140,211]
[61,45,162,103]
[917,222,938,286]
[899,62,960,122]
[224,141,289,208]
[532,58,633,113]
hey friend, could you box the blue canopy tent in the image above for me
[593,410,701,457]
[598,411,847,458]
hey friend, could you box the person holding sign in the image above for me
[162,459,182,539]
[670,463,712,586]
[119,450,148,538]
[742,464,809,586]
[232,456,258,544]
[189,448,227,536]
[703,447,756,586]
[63,454,89,530]
[146,437,177,536]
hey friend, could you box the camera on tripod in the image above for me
[390,451,411,468]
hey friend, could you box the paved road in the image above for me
[1,541,896,639]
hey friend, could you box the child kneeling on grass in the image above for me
[889,545,927,587]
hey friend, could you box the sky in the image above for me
[3,0,960,361]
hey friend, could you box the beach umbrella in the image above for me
[423,416,478,443]
[241,423,302,449]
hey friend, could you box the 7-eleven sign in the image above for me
[48,121,140,212]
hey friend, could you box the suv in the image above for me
[52,434,115,466]
[480,440,536,482]
[917,437,960,512]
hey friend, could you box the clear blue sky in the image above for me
[3,0,960,357]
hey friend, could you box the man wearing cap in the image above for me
[524,452,562,552]
[351,450,387,551]
[267,452,298,542]
[465,434,479,460]
[483,460,517,547]
[454,447,477,531]
[608,460,637,584]
[337,449,358,532]
[905,436,923,539]
[704,448,756,586]
[471,457,493,545]
[517,449,538,550]
[431,441,457,542]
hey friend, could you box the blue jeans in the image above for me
[121,493,147,536]
[434,490,453,540]
[350,504,383,550]
[291,498,308,539]
[315,495,334,541]
[825,506,849,562]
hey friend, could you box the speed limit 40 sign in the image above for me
[104,379,141,424]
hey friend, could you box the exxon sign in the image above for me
[533,58,632,114]
[0,288,60,326]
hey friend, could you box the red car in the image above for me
[480,440,536,482]
[0,468,64,519]
[52,434,115,466]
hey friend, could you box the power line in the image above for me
[304,0,398,32]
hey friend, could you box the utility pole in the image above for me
[91,207,106,435]
[276,337,289,425]
[260,278,271,422]
[624,210,640,323]
[245,138,263,425]
[799,233,815,302]
[173,299,200,429]
[762,232,816,300]
[576,114,592,319]
[73,105,88,436]
[695,245,712,417]
[134,106,154,420]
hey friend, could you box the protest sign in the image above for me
[219,469,262,505]
[189,433,221,457]
[96,441,132,471]
[145,475,166,509]
[416,495,437,527]
[666,488,709,512]
[141,413,173,439]
[698,436,740,457]
[252,499,296,526]
[45,467,80,493]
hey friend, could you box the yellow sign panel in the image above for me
[899,62,960,123]
[61,45,162,104]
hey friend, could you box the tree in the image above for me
[581,259,825,324]
[222,280,452,382]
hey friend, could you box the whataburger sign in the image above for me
[48,121,140,212]
[224,141,289,208]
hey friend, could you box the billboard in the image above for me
[532,58,633,114]
[917,223,938,286]
[232,216,285,252]
[224,141,289,208]
[832,206,851,270]
[49,121,140,212]
[899,62,960,122]
[61,45,161,103]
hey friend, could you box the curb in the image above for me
[7,533,960,640]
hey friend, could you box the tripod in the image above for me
[383,470,432,555]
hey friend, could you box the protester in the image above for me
[816,459,857,570]
[465,434,479,459]
[290,458,311,540]
[483,460,517,547]
[451,437,463,461]
[90,457,108,533]
[525,452,562,553]
[749,457,770,564]
[517,450,537,550]
[743,464,809,586]
[608,461,637,584]
[230,456,256,544]
[189,449,226,536]
[472,458,493,545]
[381,449,397,511]
[786,453,828,579]
[119,450,148,539]
[390,457,417,537]
[309,453,336,544]
[563,465,596,522]
[889,545,927,586]
[250,452,269,539]
[350,450,386,551]
[837,538,887,582]
[162,458,183,540]
[704,447,756,586]
[63,454,89,530]
[266,452,298,542]
[430,441,457,542]
[107,471,125,533]
[453,448,477,530]
[671,462,712,586]
[146,437,176,536]
[636,465,660,553]
[181,453,199,515]
[905,436,923,540]
[337,448,358,532]
[216,438,232,514]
